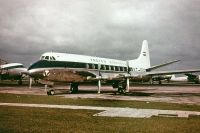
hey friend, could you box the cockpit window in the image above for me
[52,56,56,60]
[40,55,56,61]
[40,56,45,60]
[45,56,49,60]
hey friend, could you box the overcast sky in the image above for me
[0,0,200,70]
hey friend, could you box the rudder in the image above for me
[128,40,151,70]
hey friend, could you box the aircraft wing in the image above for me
[145,69,200,76]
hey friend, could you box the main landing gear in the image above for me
[113,78,130,94]
[117,81,127,94]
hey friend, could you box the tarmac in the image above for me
[0,83,200,105]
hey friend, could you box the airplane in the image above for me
[28,40,200,95]
[0,63,28,85]
[168,74,199,84]
[151,73,200,84]
[151,75,172,84]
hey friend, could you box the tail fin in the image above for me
[128,40,151,70]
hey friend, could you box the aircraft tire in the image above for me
[47,91,50,95]
[118,87,126,94]
[70,83,79,94]
[47,90,55,96]
[117,82,126,94]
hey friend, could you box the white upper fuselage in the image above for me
[0,63,27,72]
[0,63,24,69]
[40,52,127,67]
[28,52,129,74]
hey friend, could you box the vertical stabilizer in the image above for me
[128,40,151,70]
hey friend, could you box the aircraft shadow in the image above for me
[123,92,200,97]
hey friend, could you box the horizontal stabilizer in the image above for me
[146,60,180,72]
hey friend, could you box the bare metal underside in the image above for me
[31,68,152,84]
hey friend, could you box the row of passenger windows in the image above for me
[85,63,127,71]
[41,56,56,61]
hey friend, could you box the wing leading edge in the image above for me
[145,69,200,76]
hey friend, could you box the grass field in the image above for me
[1,106,200,133]
[0,93,200,111]
[0,93,200,132]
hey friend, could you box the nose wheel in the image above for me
[47,89,55,95]
[70,83,79,93]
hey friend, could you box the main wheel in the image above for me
[117,81,126,94]
[70,83,79,93]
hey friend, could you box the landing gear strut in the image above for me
[114,78,130,94]
[70,83,79,93]
[98,80,101,94]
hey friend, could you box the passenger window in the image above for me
[101,65,106,70]
[105,65,109,70]
[112,66,115,71]
[115,66,119,71]
[124,67,127,71]
[94,64,98,69]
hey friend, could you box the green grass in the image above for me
[0,93,200,132]
[0,93,200,111]
[0,106,200,133]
